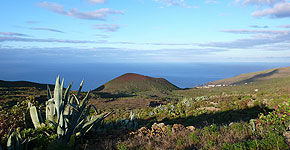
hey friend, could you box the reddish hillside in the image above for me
[94,73,179,94]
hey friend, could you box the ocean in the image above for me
[1,62,290,91]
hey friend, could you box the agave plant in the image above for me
[6,129,30,150]
[116,112,138,130]
[28,76,111,144]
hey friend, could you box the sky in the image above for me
[1,0,290,63]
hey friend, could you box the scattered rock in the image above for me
[247,100,255,107]
[137,127,148,137]
[172,124,185,133]
[186,126,195,132]
[151,123,168,137]
[133,123,195,139]
[152,123,165,130]
[197,107,221,111]
[283,131,290,146]
[209,102,218,106]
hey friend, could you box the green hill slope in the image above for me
[93,73,180,94]
[207,66,290,86]
[0,80,53,90]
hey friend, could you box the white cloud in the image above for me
[87,0,106,4]
[0,36,97,43]
[252,2,290,18]
[29,28,64,33]
[0,32,28,37]
[202,28,290,48]
[154,0,192,8]
[249,25,269,28]
[277,24,290,28]
[221,29,290,34]
[94,24,120,32]
[205,0,218,4]
[37,2,123,20]
[95,34,110,38]
[235,0,287,6]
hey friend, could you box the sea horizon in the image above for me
[1,62,290,91]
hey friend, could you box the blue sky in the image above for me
[1,0,290,63]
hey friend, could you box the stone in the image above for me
[172,124,185,133]
[151,123,165,130]
[186,126,195,132]
[283,131,290,145]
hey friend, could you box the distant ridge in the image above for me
[94,73,180,93]
[207,66,290,86]
[0,80,53,90]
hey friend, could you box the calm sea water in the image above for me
[1,62,290,91]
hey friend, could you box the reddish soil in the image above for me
[113,73,161,82]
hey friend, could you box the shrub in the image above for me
[255,101,290,132]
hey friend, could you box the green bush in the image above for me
[222,131,288,150]
[117,142,128,150]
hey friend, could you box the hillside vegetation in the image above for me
[0,80,54,90]
[208,66,290,85]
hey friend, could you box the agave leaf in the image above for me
[79,90,90,108]
[46,98,55,121]
[103,111,113,119]
[71,93,88,125]
[57,111,65,137]
[79,117,101,136]
[69,96,74,105]
[64,82,73,106]
[74,105,91,128]
[15,131,21,150]
[77,80,84,100]
[47,98,54,103]
[64,103,71,115]
[66,100,89,142]
[72,94,80,105]
[130,112,136,121]
[64,118,70,132]
[68,103,79,112]
[48,99,55,122]
[80,112,112,136]
[7,131,15,150]
[91,105,99,114]
[30,106,41,128]
[73,118,86,134]
[63,104,71,131]
[73,103,87,128]
[38,109,44,126]
[59,78,65,115]
[47,85,52,99]
[76,101,88,123]
[54,76,62,122]
[82,112,110,129]
[47,120,58,128]
[82,120,99,135]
